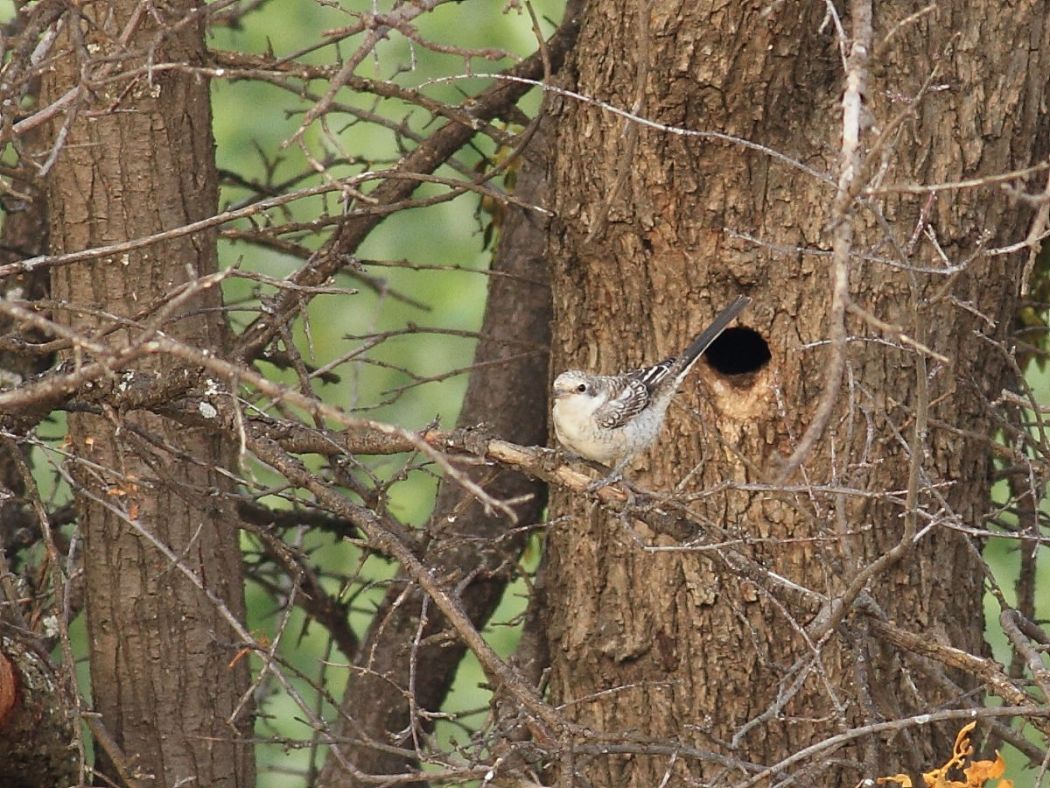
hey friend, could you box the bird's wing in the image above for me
[633,358,676,393]
[593,376,653,430]
[586,297,751,433]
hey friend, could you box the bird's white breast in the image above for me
[552,392,629,466]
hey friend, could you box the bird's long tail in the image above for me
[678,295,751,371]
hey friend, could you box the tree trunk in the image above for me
[544,2,1049,785]
[43,3,255,784]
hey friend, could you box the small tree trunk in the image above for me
[43,3,255,784]
[321,126,554,786]
[544,2,1049,785]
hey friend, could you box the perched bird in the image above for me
[551,295,751,490]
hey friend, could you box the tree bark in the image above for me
[42,3,254,784]
[544,2,1049,785]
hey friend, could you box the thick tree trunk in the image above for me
[544,2,1049,785]
[43,3,254,785]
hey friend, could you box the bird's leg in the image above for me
[557,448,609,478]
[585,472,620,493]
[586,458,631,492]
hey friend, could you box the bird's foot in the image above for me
[586,470,624,493]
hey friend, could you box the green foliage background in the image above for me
[207,2,560,782]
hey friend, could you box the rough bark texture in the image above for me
[544,2,1049,785]
[320,128,553,786]
[42,3,254,785]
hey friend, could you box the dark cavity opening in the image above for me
[705,327,770,375]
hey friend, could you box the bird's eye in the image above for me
[576,383,587,393]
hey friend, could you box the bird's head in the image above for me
[552,370,595,401]
[552,371,610,424]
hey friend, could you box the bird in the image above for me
[551,295,751,491]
